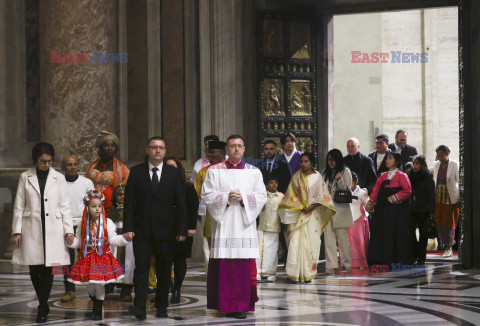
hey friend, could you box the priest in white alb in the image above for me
[201,134,267,320]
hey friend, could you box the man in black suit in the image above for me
[368,134,392,177]
[255,140,291,194]
[255,140,291,263]
[388,129,418,169]
[123,136,187,320]
[344,137,377,194]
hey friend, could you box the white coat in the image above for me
[12,167,74,266]
[433,159,459,204]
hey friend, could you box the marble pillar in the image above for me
[199,0,257,158]
[39,0,118,167]
[0,0,6,153]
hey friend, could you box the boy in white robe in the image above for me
[257,177,284,282]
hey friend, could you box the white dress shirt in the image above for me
[149,161,163,182]
[377,153,386,170]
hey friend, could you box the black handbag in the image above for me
[333,190,357,204]
[422,218,438,239]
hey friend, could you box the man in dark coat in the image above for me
[343,137,377,194]
[255,140,291,194]
[388,129,418,169]
[368,133,392,177]
[123,136,187,320]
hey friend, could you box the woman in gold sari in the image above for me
[278,152,336,282]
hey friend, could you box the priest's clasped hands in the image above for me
[228,189,243,202]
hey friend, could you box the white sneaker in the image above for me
[256,274,261,281]
[266,276,276,282]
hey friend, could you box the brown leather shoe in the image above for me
[60,291,76,302]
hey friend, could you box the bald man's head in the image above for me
[347,138,360,156]
[62,155,79,176]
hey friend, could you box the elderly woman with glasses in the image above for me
[11,142,74,323]
[85,131,130,216]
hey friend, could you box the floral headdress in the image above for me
[79,190,108,258]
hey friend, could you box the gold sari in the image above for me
[278,170,335,281]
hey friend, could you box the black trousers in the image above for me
[133,236,174,312]
[172,257,187,289]
[411,212,429,263]
[64,226,77,292]
[29,265,54,306]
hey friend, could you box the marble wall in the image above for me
[39,0,118,168]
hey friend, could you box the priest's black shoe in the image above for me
[226,311,247,319]
[170,287,181,304]
[156,309,168,318]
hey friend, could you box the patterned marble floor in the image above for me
[0,252,479,325]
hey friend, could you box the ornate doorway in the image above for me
[257,12,319,161]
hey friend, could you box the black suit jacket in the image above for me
[343,152,377,194]
[388,143,418,168]
[368,149,392,177]
[123,162,187,240]
[185,181,199,230]
[255,157,291,194]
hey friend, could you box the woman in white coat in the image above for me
[322,149,354,274]
[11,142,74,323]
[432,145,459,258]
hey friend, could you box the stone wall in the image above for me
[334,7,459,165]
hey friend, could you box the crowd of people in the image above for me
[10,129,459,322]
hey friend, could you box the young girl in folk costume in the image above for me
[67,190,133,320]
[348,172,370,270]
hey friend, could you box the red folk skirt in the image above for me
[68,250,124,284]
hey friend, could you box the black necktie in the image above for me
[268,162,272,173]
[152,167,159,187]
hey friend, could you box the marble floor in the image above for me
[0,252,479,326]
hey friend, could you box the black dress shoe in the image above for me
[226,311,247,319]
[36,313,47,323]
[170,288,181,304]
[156,309,168,318]
[36,304,49,323]
[128,305,146,320]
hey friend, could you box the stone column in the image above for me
[199,0,257,157]
[39,0,118,167]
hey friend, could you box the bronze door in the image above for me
[258,12,319,162]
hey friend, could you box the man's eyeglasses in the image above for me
[148,146,166,150]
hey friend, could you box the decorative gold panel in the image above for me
[290,80,312,116]
[289,21,311,59]
[296,137,314,153]
[263,19,285,58]
[264,79,285,116]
